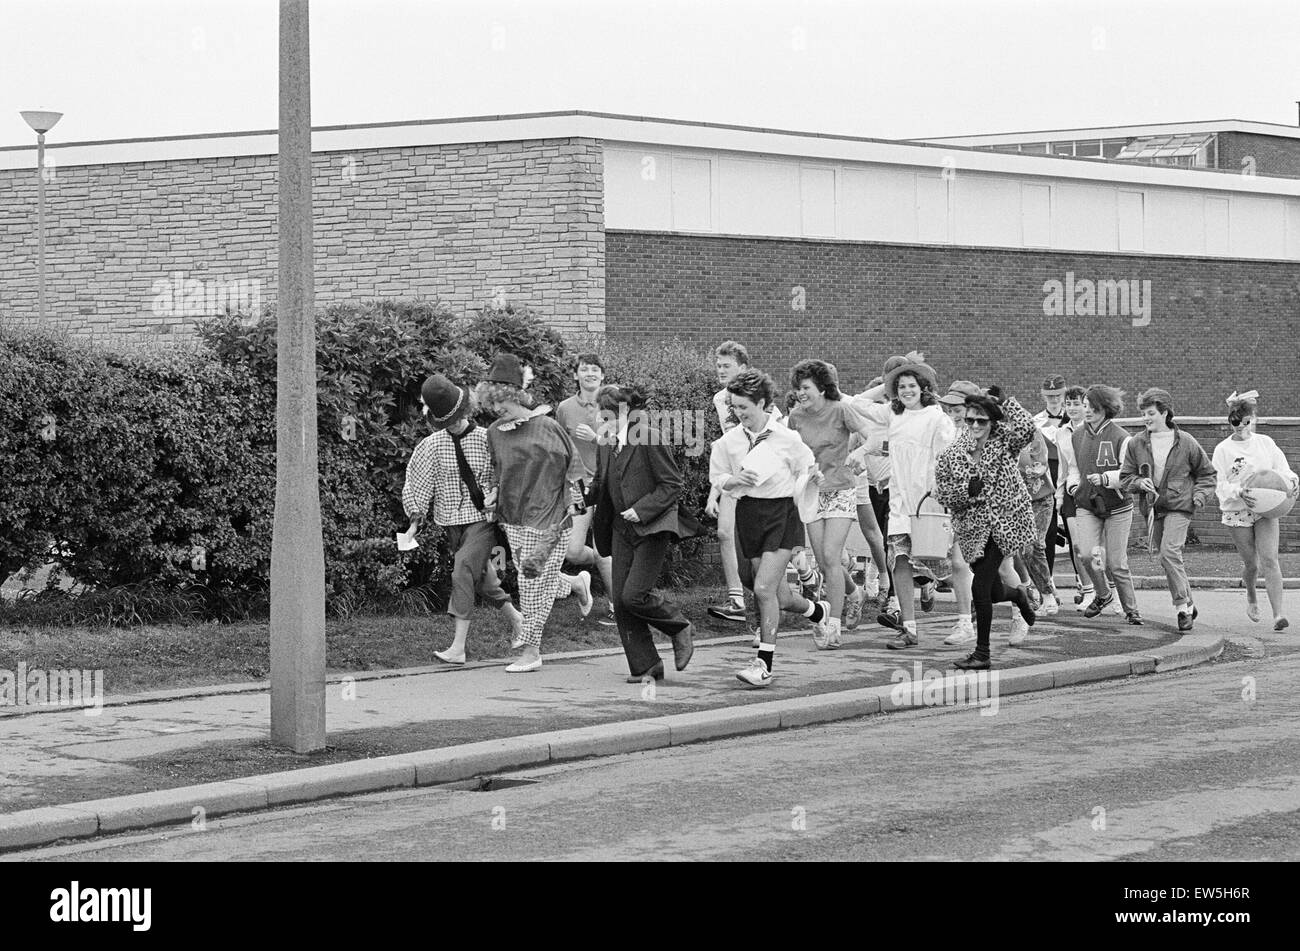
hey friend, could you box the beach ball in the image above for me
[1242,469,1298,519]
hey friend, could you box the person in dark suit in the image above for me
[586,384,695,682]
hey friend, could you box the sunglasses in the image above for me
[965,417,991,427]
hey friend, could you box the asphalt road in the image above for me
[14,642,1298,862]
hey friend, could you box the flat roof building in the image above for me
[912,119,1300,178]
[1,110,1297,419]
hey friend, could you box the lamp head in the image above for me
[20,110,63,135]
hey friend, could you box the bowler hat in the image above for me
[938,380,983,406]
[420,373,471,429]
[486,353,525,387]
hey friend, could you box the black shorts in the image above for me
[735,496,804,560]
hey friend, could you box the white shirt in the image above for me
[710,414,812,500]
[1150,430,1176,484]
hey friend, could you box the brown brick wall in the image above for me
[606,230,1300,547]
[605,230,1300,416]
[1215,132,1300,178]
[0,138,605,344]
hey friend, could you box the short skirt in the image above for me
[736,496,805,559]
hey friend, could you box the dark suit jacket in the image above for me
[584,419,688,557]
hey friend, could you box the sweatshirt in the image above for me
[1212,433,1298,515]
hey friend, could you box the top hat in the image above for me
[420,373,472,430]
[938,380,983,406]
[882,351,938,397]
[1040,375,1067,396]
[486,353,525,388]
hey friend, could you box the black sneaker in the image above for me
[1126,610,1144,626]
[707,600,747,623]
[877,608,902,631]
[1082,591,1114,618]
[953,651,991,670]
[1176,611,1193,632]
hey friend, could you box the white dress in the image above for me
[851,396,956,536]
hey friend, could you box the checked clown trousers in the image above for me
[502,523,573,649]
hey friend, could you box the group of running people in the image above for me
[404,342,1297,686]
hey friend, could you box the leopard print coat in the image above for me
[935,396,1036,563]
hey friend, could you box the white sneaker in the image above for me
[843,588,864,631]
[944,618,976,646]
[1036,593,1059,618]
[826,617,843,649]
[1075,588,1095,612]
[813,615,833,650]
[1009,615,1029,646]
[750,624,762,648]
[863,561,881,600]
[735,657,773,687]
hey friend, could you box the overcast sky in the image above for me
[2,0,1298,148]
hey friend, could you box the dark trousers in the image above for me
[611,523,690,675]
[1045,459,1061,573]
[970,540,1030,653]
[444,521,510,619]
[870,485,890,537]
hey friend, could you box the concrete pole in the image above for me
[36,132,46,327]
[271,0,326,752]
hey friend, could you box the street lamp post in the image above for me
[20,110,62,327]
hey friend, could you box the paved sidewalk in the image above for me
[1,586,1289,852]
[0,588,1229,808]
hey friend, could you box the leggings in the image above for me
[970,540,1030,653]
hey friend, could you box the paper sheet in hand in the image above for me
[396,528,419,551]
[741,440,784,485]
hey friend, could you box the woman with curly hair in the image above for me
[935,392,1039,670]
[786,359,876,648]
[1065,384,1142,624]
[1213,390,1299,629]
[477,353,593,673]
[849,352,956,650]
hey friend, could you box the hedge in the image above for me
[1,302,720,620]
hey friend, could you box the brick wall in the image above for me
[0,138,604,344]
[605,230,1300,417]
[1215,132,1300,178]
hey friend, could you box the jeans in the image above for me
[1071,508,1139,613]
[1152,511,1192,607]
[611,523,691,676]
[1023,496,1056,598]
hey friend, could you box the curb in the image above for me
[0,633,1224,854]
[1053,576,1300,590]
